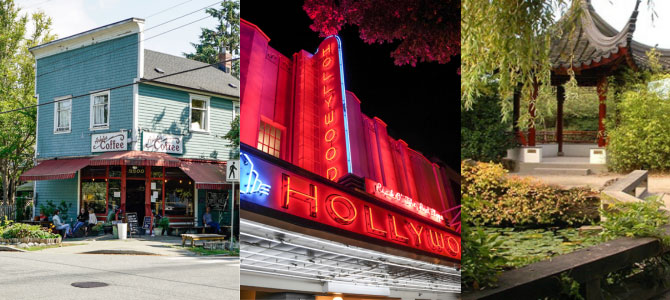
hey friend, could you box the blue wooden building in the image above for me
[20,18,239,232]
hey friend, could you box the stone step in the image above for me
[517,162,608,174]
[532,168,591,176]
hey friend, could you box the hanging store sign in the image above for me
[91,131,127,152]
[143,132,183,154]
[240,152,460,261]
[364,179,445,225]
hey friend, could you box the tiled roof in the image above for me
[142,49,239,98]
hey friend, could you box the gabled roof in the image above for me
[142,49,240,99]
[550,0,670,72]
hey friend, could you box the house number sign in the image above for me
[91,131,127,152]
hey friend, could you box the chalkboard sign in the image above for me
[142,216,152,230]
[126,212,139,236]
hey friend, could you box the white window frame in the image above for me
[233,103,240,120]
[53,95,72,134]
[189,94,210,133]
[89,90,110,130]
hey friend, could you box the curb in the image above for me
[0,246,26,252]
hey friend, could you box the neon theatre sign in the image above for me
[365,179,445,224]
[317,36,352,182]
[240,151,460,261]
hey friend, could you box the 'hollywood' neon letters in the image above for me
[280,173,459,259]
[321,39,339,181]
[365,179,445,224]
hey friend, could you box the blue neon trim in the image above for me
[322,35,354,174]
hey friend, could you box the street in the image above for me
[0,250,239,299]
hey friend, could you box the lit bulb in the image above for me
[164,179,167,183]
[92,178,95,182]
[333,297,343,300]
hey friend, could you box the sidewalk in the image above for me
[44,235,195,256]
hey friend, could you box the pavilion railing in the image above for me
[516,130,598,145]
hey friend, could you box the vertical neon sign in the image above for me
[317,36,353,182]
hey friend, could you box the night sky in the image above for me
[241,2,460,170]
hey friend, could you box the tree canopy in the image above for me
[303,0,459,66]
[185,0,240,78]
[0,0,56,205]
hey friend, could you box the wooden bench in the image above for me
[181,233,227,247]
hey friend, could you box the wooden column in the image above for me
[597,77,607,147]
[528,83,538,147]
[556,85,565,156]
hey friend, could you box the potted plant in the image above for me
[158,217,170,236]
[102,222,113,234]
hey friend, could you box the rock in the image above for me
[17,243,28,248]
[27,242,34,247]
[39,243,46,246]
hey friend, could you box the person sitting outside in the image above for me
[52,209,71,238]
[38,211,47,221]
[202,207,221,234]
[87,208,97,236]
[72,208,88,236]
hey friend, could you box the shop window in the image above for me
[190,94,209,132]
[257,121,281,158]
[82,179,106,214]
[109,166,121,178]
[54,96,72,133]
[90,91,110,130]
[164,169,193,216]
[150,180,163,215]
[151,166,164,178]
[108,179,121,211]
[126,165,146,178]
[82,166,106,178]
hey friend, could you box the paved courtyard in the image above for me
[0,235,239,300]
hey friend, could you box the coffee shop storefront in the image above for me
[20,137,232,231]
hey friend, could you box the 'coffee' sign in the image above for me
[91,131,127,152]
[143,132,183,154]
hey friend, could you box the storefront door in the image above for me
[126,180,147,223]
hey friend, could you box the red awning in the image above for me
[20,158,90,181]
[90,151,181,167]
[179,161,227,190]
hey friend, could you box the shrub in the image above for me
[461,85,516,162]
[461,206,506,290]
[1,223,60,239]
[607,83,670,172]
[462,161,599,227]
[600,196,670,245]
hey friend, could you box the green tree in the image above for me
[224,115,239,158]
[185,0,240,78]
[0,0,55,206]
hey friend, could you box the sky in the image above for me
[242,2,459,170]
[581,0,670,48]
[17,0,220,57]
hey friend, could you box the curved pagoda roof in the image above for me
[550,0,670,84]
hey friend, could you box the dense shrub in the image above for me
[461,206,506,290]
[462,161,600,227]
[0,222,59,239]
[461,87,515,162]
[607,83,670,172]
[600,196,670,245]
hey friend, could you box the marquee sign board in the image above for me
[240,152,460,261]
[365,178,446,225]
[91,131,127,152]
[142,132,183,154]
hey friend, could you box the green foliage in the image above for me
[599,196,670,245]
[462,161,600,227]
[38,200,72,220]
[158,217,170,229]
[461,207,506,291]
[606,72,670,172]
[484,227,601,269]
[224,115,239,158]
[91,223,103,232]
[461,85,516,162]
[556,272,584,300]
[184,0,240,78]
[0,222,59,239]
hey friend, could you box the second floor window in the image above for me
[257,120,282,158]
[90,91,109,129]
[190,95,209,132]
[54,96,72,133]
